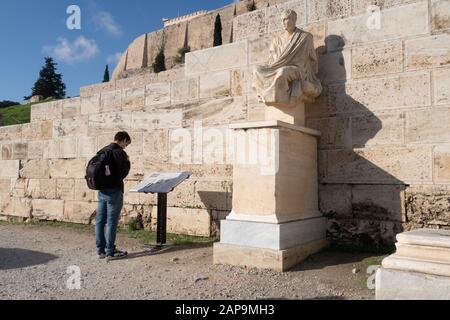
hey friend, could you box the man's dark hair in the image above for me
[114,131,131,143]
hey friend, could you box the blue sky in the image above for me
[0,0,233,102]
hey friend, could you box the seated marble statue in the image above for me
[254,9,322,107]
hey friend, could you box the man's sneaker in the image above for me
[98,253,106,260]
[105,248,128,261]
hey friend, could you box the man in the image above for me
[254,9,322,107]
[96,131,131,260]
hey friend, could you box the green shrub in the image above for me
[127,217,144,232]
[0,100,20,109]
[247,0,256,11]
[174,46,191,64]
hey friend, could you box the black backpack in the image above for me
[85,146,114,191]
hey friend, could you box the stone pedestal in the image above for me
[213,119,328,271]
[376,229,450,300]
[265,104,305,126]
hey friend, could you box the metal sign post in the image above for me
[156,192,167,247]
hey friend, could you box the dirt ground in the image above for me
[0,223,386,300]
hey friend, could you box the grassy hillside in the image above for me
[0,103,31,126]
[0,99,57,126]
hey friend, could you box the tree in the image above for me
[152,48,166,73]
[247,0,256,11]
[174,46,191,64]
[213,14,223,47]
[0,100,19,109]
[103,65,110,83]
[30,57,66,100]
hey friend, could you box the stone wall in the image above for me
[226,0,449,247]
[311,0,450,247]
[0,72,239,236]
[112,0,288,80]
[1,0,449,245]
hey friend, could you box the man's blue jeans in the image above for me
[96,188,124,256]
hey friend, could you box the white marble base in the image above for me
[214,121,325,271]
[376,268,450,300]
[382,255,450,277]
[214,239,329,272]
[219,216,327,251]
[376,228,450,300]
[396,228,450,248]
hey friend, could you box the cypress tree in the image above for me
[213,14,223,47]
[153,48,166,73]
[103,65,110,83]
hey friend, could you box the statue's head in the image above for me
[282,9,297,33]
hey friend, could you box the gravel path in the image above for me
[0,223,383,300]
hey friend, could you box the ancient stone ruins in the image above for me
[0,0,449,298]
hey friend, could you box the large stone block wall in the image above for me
[314,0,450,247]
[1,0,449,245]
[0,83,237,236]
[0,110,235,236]
[193,0,449,245]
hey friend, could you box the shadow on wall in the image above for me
[197,191,231,237]
[197,191,231,212]
[306,35,406,248]
[0,248,58,270]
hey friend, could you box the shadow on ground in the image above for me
[288,248,384,272]
[107,242,215,262]
[0,248,58,270]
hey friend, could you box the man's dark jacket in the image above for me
[98,143,130,193]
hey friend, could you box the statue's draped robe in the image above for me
[254,28,322,106]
